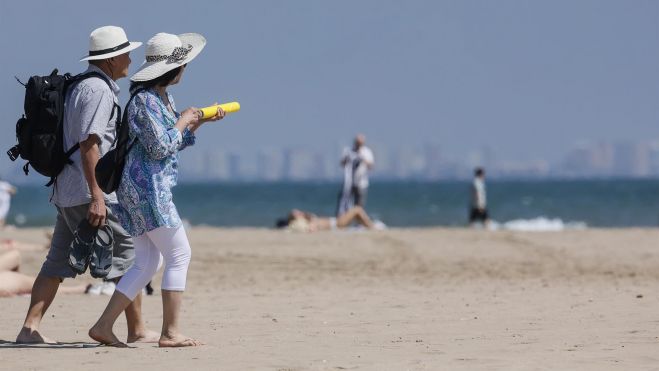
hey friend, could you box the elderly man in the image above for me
[16,26,158,344]
[336,134,375,217]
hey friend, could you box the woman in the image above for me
[277,206,381,232]
[89,32,224,348]
[1,250,88,297]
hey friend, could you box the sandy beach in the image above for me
[1,227,658,370]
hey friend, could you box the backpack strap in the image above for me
[48,72,121,187]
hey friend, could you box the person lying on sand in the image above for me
[0,251,88,298]
[1,238,49,252]
[276,206,383,232]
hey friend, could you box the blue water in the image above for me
[4,179,659,228]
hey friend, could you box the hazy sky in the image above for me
[1,0,657,176]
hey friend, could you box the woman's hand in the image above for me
[201,104,227,122]
[176,107,200,133]
[189,104,226,133]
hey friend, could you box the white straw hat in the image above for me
[80,26,142,61]
[130,32,206,82]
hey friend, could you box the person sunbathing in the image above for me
[0,250,88,298]
[277,206,382,232]
[1,238,49,252]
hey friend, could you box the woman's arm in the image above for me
[178,128,196,151]
[130,94,196,160]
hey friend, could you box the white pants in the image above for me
[116,226,191,301]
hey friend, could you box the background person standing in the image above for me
[469,167,490,227]
[0,177,17,228]
[336,134,374,217]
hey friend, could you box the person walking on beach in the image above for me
[336,134,374,217]
[89,32,225,348]
[469,167,490,227]
[0,177,17,228]
[16,26,159,344]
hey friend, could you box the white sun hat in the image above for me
[80,26,142,61]
[130,32,206,82]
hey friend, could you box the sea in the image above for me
[4,179,659,231]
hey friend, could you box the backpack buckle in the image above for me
[7,145,20,161]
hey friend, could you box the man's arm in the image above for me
[80,135,106,227]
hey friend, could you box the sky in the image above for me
[0,0,657,177]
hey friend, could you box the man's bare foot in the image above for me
[16,327,56,344]
[89,325,127,348]
[127,329,160,343]
[159,334,203,347]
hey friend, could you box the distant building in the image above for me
[559,142,614,178]
[227,153,242,180]
[612,142,649,177]
[282,148,319,181]
[424,143,442,180]
[203,149,230,180]
[257,149,285,181]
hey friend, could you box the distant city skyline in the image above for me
[1,1,657,180]
[5,138,659,184]
[174,139,659,181]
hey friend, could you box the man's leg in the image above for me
[15,274,60,343]
[16,208,75,344]
[354,187,367,208]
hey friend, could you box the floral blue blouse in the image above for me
[111,88,195,237]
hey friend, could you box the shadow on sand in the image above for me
[0,340,100,349]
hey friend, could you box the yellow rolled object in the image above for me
[198,102,241,119]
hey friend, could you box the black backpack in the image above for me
[95,88,145,194]
[6,69,118,186]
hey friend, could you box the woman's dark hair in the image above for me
[130,66,183,93]
[275,218,290,229]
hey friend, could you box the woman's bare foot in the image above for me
[159,334,203,347]
[16,327,56,344]
[89,325,127,348]
[127,329,161,343]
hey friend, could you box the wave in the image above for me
[491,217,587,232]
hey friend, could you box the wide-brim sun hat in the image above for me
[80,26,142,61]
[130,32,206,82]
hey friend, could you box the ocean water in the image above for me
[4,179,659,229]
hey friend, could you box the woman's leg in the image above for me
[1,240,47,252]
[0,271,87,297]
[89,234,161,346]
[0,271,34,297]
[0,250,20,271]
[336,206,374,228]
[145,226,200,347]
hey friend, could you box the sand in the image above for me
[0,227,658,370]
